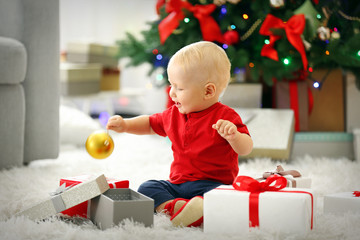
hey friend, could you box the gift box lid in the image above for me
[235,108,294,160]
[15,174,109,221]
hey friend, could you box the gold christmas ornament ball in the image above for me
[85,131,114,159]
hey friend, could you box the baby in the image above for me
[107,41,253,227]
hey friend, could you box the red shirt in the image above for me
[149,102,250,185]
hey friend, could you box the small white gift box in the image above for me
[258,165,311,188]
[284,176,311,188]
[324,191,360,215]
[204,176,315,235]
[257,176,312,188]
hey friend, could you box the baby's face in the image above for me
[168,65,207,114]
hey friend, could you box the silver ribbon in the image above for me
[49,183,74,213]
[51,195,66,213]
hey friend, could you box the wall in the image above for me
[60,0,157,88]
[60,0,157,49]
[60,0,167,114]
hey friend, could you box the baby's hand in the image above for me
[106,115,127,133]
[212,119,238,141]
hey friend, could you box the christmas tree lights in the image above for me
[116,0,360,88]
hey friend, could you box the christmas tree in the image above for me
[117,0,360,88]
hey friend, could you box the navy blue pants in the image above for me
[138,179,222,209]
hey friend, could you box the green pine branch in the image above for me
[115,0,360,89]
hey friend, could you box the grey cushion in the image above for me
[0,85,25,169]
[0,37,27,84]
[0,0,60,168]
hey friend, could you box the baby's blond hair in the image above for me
[168,41,231,92]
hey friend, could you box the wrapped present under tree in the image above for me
[273,79,311,131]
[306,68,345,131]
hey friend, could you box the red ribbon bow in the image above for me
[353,191,360,197]
[156,0,166,15]
[259,14,308,70]
[233,175,287,227]
[158,0,224,44]
[233,174,287,193]
[233,175,313,229]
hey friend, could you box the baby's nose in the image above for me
[169,86,175,97]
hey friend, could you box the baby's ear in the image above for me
[204,83,216,99]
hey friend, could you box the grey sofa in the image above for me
[0,0,60,169]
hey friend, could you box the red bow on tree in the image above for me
[156,0,166,15]
[259,14,308,70]
[158,0,224,44]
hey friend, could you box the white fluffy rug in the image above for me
[1,106,360,240]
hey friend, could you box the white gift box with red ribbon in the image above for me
[204,175,315,235]
[324,191,360,215]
